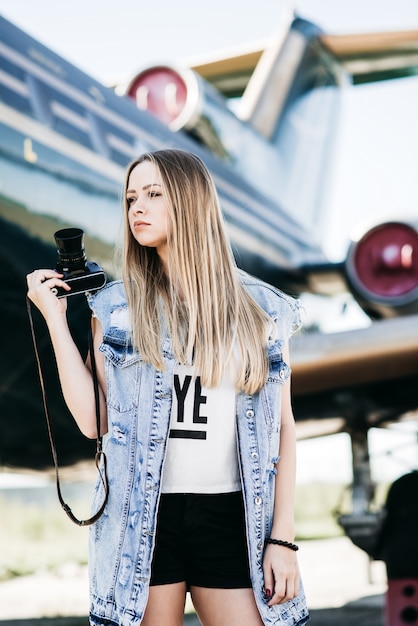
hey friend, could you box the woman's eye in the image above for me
[149,191,161,198]
[127,196,136,206]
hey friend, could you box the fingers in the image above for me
[263,572,274,604]
[26,269,71,318]
[26,269,64,289]
[26,269,70,297]
[263,546,300,606]
[268,574,300,606]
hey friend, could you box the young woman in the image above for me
[27,149,309,626]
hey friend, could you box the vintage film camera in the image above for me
[52,228,107,297]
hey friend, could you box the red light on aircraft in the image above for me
[348,222,418,299]
[126,66,188,127]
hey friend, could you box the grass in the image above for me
[0,494,89,581]
[0,479,390,581]
[295,482,348,540]
[295,480,390,540]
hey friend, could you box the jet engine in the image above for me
[125,64,241,159]
[345,221,418,318]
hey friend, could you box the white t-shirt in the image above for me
[161,363,241,494]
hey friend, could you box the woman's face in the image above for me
[126,160,169,266]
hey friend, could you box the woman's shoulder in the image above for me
[238,269,298,307]
[86,279,127,314]
[237,269,302,336]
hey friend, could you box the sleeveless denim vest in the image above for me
[86,272,309,626]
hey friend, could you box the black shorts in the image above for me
[150,491,252,589]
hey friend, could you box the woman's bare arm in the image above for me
[27,269,108,438]
[262,341,300,606]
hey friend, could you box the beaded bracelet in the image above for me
[265,538,299,551]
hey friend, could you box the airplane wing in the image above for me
[292,314,418,430]
[190,25,418,97]
[321,29,418,83]
[189,44,264,98]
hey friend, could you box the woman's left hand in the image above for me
[262,543,300,606]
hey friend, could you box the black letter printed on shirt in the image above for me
[170,374,207,439]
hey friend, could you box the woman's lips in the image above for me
[133,220,150,229]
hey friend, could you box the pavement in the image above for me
[0,537,388,625]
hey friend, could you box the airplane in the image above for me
[0,11,418,558]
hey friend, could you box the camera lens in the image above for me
[54,228,87,272]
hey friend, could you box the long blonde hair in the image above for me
[122,149,272,394]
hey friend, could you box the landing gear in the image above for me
[338,427,384,558]
[338,426,418,626]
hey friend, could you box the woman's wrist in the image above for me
[270,520,295,542]
[265,537,299,551]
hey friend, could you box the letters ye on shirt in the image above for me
[170,373,207,439]
[162,363,241,494]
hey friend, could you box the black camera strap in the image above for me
[26,297,109,526]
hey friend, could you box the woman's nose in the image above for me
[132,200,145,214]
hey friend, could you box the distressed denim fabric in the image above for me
[86,272,309,626]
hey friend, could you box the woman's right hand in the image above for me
[26,269,71,321]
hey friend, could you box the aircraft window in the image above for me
[106,135,135,164]
[99,118,133,149]
[48,87,86,118]
[0,56,26,83]
[83,113,135,165]
[85,112,111,158]
[34,86,106,154]
[26,74,53,127]
[0,79,32,118]
[51,100,89,133]
[97,118,138,165]
[109,149,132,168]
[53,116,92,150]
[39,84,93,148]
[0,63,32,117]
